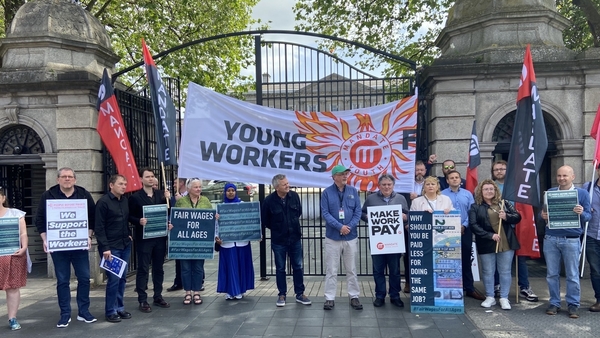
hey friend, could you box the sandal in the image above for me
[193,294,203,305]
[183,294,192,305]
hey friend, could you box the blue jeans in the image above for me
[543,235,580,307]
[180,259,204,291]
[494,255,530,289]
[372,253,401,300]
[104,243,131,316]
[51,250,91,316]
[480,250,514,298]
[272,241,305,296]
[586,236,600,302]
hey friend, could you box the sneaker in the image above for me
[8,318,20,331]
[499,298,511,310]
[276,295,286,307]
[494,284,500,298]
[323,300,335,310]
[76,313,97,323]
[234,294,243,300]
[481,297,496,308]
[568,305,579,318]
[546,304,560,315]
[225,294,234,300]
[199,283,205,291]
[519,287,539,302]
[56,315,71,328]
[350,298,363,310]
[296,294,312,305]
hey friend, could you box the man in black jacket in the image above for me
[128,168,170,313]
[261,174,310,307]
[95,174,132,323]
[35,167,97,328]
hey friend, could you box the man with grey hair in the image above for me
[35,167,97,327]
[261,174,310,307]
[361,174,408,308]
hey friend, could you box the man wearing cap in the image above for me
[321,165,363,310]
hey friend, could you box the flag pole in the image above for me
[515,254,519,304]
[161,162,170,208]
[496,200,506,253]
[580,159,597,277]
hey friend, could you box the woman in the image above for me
[175,178,212,305]
[469,179,521,310]
[410,176,453,213]
[0,187,28,330]
[215,183,255,300]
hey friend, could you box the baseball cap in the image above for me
[331,165,350,176]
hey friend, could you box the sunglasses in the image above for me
[443,165,455,170]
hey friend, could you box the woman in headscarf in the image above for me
[469,179,521,310]
[214,183,255,300]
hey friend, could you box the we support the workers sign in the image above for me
[46,199,89,251]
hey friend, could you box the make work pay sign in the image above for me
[46,199,89,251]
[168,208,216,259]
[408,210,464,314]
[366,205,405,254]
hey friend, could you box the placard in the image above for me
[545,190,580,229]
[168,207,216,259]
[46,199,89,252]
[100,255,127,278]
[0,217,20,256]
[367,205,405,254]
[216,202,261,242]
[143,204,168,239]
[408,210,464,314]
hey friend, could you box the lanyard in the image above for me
[337,186,345,209]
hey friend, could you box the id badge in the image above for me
[338,209,345,220]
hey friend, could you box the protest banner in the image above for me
[0,217,20,256]
[46,199,89,251]
[168,207,216,259]
[143,204,168,239]
[546,190,580,229]
[366,205,405,254]
[216,202,261,242]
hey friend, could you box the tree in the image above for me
[1,0,264,94]
[294,0,600,76]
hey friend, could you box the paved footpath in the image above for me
[2,258,600,337]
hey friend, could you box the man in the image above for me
[35,167,97,328]
[128,168,170,313]
[583,164,600,312]
[492,160,538,302]
[95,174,133,323]
[441,170,486,301]
[361,174,408,307]
[541,165,591,319]
[261,174,311,307]
[438,159,466,191]
[403,159,428,293]
[321,165,363,310]
[167,177,187,292]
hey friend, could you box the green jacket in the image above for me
[175,195,212,209]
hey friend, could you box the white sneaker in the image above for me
[481,297,496,308]
[499,298,511,310]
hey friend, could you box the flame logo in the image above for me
[294,96,417,191]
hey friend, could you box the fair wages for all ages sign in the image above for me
[178,82,417,192]
[46,199,89,251]
[367,205,405,254]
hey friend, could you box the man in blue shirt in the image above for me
[441,170,485,300]
[321,165,363,310]
[541,165,591,319]
[583,164,600,312]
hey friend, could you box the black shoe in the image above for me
[373,298,385,307]
[568,305,579,319]
[390,298,404,308]
[139,302,152,313]
[323,300,334,310]
[167,284,183,292]
[105,314,121,323]
[116,311,131,319]
[199,284,205,291]
[153,297,171,308]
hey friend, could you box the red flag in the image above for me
[590,104,600,163]
[514,202,540,258]
[96,68,141,193]
[466,121,480,193]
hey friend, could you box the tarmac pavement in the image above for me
[1,258,599,337]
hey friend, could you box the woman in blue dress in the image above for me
[215,183,255,300]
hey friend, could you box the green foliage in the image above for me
[557,0,598,50]
[0,0,264,95]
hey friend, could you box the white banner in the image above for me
[179,82,417,192]
[46,199,89,252]
[367,205,405,254]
